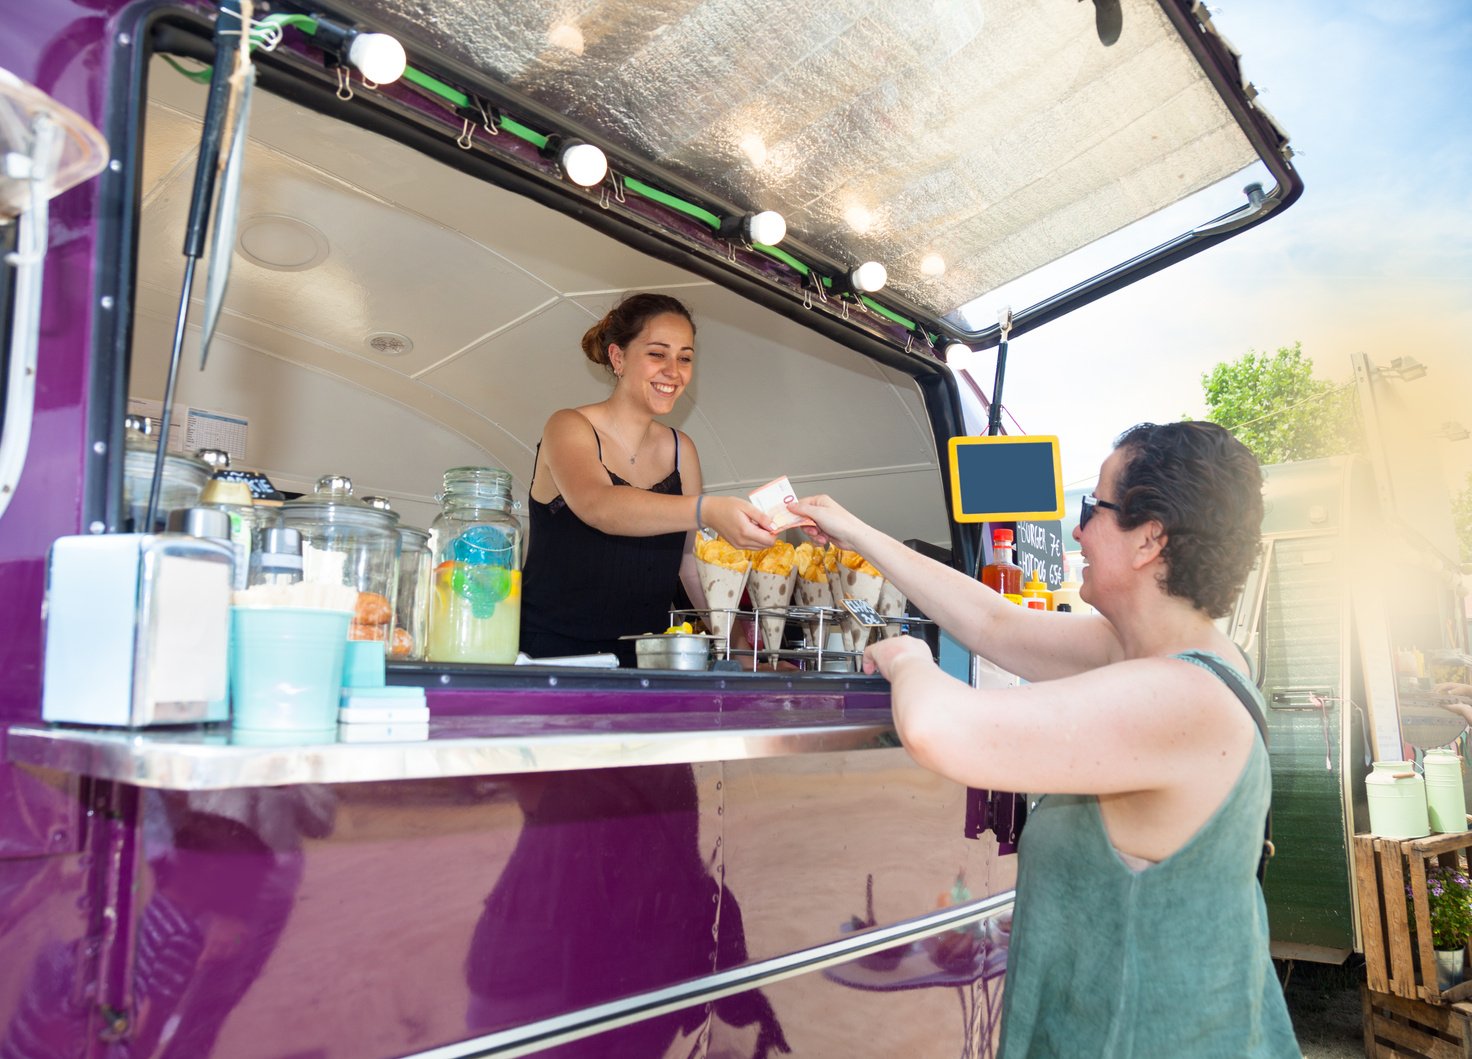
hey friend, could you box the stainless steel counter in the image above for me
[4,710,901,790]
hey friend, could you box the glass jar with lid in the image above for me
[426,467,523,664]
[122,426,211,533]
[280,474,401,645]
[392,525,430,660]
[360,496,430,661]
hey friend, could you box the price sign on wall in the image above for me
[1015,520,1066,590]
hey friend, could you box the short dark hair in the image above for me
[1111,421,1264,618]
[581,292,695,373]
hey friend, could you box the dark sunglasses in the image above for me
[1079,494,1122,530]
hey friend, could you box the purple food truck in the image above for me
[0,2,1299,1055]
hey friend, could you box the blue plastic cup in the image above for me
[342,639,387,689]
[230,607,351,732]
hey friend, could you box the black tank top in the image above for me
[519,422,687,666]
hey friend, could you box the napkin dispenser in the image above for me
[43,534,234,726]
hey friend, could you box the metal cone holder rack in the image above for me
[668,605,934,673]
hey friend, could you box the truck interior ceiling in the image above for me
[125,48,954,546]
[110,0,1300,569]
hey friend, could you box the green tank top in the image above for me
[997,652,1299,1058]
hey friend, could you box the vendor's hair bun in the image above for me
[582,292,695,371]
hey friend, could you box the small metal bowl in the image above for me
[629,633,712,671]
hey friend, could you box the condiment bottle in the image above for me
[427,467,523,664]
[1022,576,1053,611]
[981,528,1022,597]
[1052,551,1087,615]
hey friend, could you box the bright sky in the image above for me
[965,0,1472,498]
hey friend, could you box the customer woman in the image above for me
[520,292,775,666]
[789,421,1298,1057]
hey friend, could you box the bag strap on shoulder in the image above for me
[1177,649,1275,882]
[1178,650,1268,746]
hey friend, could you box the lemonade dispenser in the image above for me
[426,467,523,663]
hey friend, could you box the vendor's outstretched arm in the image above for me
[543,410,775,548]
[789,495,1120,681]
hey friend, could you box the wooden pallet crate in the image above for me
[1361,985,1472,1058]
[1354,833,1472,1005]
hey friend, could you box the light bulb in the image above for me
[943,342,971,361]
[347,33,407,84]
[560,141,608,187]
[547,21,586,54]
[746,210,786,246]
[850,261,887,293]
[920,253,946,277]
[843,205,874,234]
[738,133,768,167]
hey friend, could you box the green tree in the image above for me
[1200,343,1360,465]
[1455,471,1472,564]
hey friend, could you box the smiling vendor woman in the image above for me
[519,293,777,666]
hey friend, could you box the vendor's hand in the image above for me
[862,634,933,681]
[1436,682,1472,701]
[703,495,777,550]
[1434,691,1472,727]
[787,495,868,551]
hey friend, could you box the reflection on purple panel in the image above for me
[964,789,1026,854]
[463,765,788,1058]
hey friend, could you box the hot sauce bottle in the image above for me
[981,528,1022,597]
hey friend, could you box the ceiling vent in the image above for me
[365,331,414,356]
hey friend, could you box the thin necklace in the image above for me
[607,419,647,465]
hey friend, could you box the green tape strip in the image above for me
[498,115,548,149]
[862,296,916,329]
[402,65,470,107]
[399,70,548,148]
[753,244,809,276]
[623,177,720,228]
[258,13,318,35]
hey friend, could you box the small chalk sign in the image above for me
[213,468,284,502]
[841,597,887,628]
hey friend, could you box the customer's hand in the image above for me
[788,495,868,551]
[702,495,777,550]
[862,634,933,681]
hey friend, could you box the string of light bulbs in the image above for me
[215,10,969,357]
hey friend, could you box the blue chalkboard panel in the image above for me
[947,436,1064,522]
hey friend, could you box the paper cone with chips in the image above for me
[748,541,798,660]
[875,578,908,640]
[694,534,750,642]
[823,544,845,638]
[793,541,835,647]
[837,550,884,653]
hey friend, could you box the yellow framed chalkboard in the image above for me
[947,435,1065,523]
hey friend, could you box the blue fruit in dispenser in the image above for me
[449,525,514,566]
